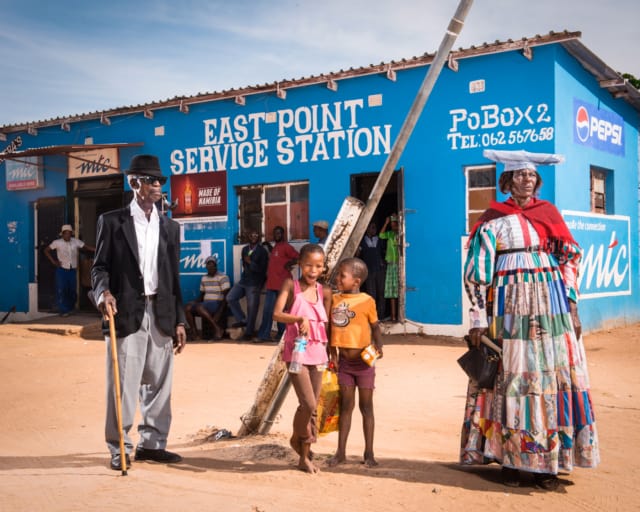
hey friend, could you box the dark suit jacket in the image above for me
[91,206,186,338]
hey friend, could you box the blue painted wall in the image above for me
[1,41,638,333]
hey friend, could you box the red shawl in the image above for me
[468,197,577,248]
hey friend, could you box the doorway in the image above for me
[350,169,404,321]
[36,197,66,311]
[70,175,126,311]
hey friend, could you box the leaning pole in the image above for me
[237,0,474,437]
[334,0,475,271]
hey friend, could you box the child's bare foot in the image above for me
[298,457,319,474]
[326,453,346,467]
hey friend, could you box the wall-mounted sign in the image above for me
[177,237,227,302]
[573,99,624,156]
[446,101,555,151]
[67,148,120,178]
[563,210,631,299]
[6,155,43,190]
[171,171,227,218]
[168,97,392,172]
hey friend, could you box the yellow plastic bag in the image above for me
[317,369,340,435]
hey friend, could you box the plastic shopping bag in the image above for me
[317,368,340,435]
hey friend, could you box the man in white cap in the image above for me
[44,224,95,316]
[313,220,329,245]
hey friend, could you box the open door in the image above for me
[36,197,66,312]
[70,174,126,311]
[350,169,404,321]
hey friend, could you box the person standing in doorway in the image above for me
[45,224,95,316]
[226,230,269,341]
[257,226,299,342]
[379,214,400,323]
[357,221,386,319]
[91,154,186,471]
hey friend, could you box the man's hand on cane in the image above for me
[99,291,118,321]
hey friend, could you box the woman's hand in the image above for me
[569,301,582,339]
[468,327,488,348]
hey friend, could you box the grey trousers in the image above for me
[105,298,174,455]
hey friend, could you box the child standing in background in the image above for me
[273,244,332,474]
[327,257,384,468]
[379,214,400,322]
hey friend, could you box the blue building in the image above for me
[1,30,638,335]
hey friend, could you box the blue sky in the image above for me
[1,0,638,126]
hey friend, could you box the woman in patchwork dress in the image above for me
[460,149,599,491]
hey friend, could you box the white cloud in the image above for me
[1,0,638,125]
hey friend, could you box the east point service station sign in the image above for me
[168,96,391,174]
[169,95,392,296]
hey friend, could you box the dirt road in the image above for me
[0,314,638,511]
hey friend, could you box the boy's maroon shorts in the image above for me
[337,355,376,389]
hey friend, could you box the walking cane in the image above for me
[107,303,128,476]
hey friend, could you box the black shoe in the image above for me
[534,472,560,491]
[232,322,247,328]
[501,467,520,487]
[135,447,182,463]
[110,453,131,471]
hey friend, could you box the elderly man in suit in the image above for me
[91,154,187,471]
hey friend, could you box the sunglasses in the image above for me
[135,175,167,186]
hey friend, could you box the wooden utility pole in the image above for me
[336,0,475,267]
[238,0,474,436]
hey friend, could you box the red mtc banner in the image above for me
[170,171,227,218]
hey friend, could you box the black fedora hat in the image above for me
[126,154,163,177]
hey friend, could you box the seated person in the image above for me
[185,256,230,340]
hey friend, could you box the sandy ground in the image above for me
[0,313,638,512]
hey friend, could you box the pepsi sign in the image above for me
[573,99,624,156]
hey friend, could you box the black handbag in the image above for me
[457,335,501,388]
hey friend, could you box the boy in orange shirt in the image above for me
[327,257,384,467]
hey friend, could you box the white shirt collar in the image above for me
[129,198,159,221]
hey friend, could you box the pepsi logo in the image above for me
[575,106,590,143]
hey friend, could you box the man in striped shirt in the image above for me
[185,256,230,340]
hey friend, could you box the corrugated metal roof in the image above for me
[0,142,143,159]
[560,38,640,109]
[1,30,637,135]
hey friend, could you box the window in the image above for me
[237,181,309,243]
[590,167,610,214]
[466,165,496,232]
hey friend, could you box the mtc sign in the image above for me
[67,148,120,178]
[563,211,631,299]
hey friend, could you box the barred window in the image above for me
[466,165,496,232]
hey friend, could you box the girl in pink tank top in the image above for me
[273,243,332,473]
